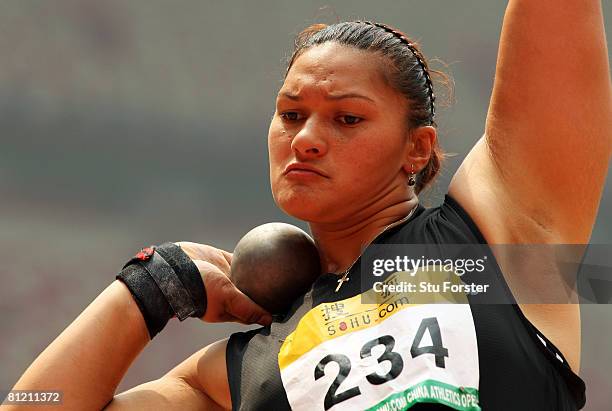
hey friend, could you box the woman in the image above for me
[9,1,610,410]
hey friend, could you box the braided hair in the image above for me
[357,21,436,122]
[285,21,451,195]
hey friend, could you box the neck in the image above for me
[309,195,419,275]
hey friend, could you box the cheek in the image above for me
[268,119,284,159]
[268,135,291,171]
[337,139,403,184]
[268,120,292,186]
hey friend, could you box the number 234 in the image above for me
[314,317,449,410]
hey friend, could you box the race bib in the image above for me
[279,272,481,411]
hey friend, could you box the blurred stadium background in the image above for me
[0,1,610,408]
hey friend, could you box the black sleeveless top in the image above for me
[226,194,586,410]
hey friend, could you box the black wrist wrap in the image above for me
[116,242,207,339]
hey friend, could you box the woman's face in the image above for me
[268,42,413,223]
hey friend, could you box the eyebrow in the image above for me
[278,91,375,103]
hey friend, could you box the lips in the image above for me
[283,162,329,178]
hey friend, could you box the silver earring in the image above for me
[408,164,416,186]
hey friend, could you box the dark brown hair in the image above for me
[286,21,453,195]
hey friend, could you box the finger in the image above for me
[193,256,229,280]
[224,285,272,326]
[206,247,231,274]
[212,249,232,275]
[193,259,218,279]
[221,249,233,265]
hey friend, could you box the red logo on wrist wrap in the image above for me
[135,246,155,261]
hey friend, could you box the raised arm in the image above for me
[454,0,612,243]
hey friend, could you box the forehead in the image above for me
[281,42,401,103]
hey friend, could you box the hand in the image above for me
[174,241,272,326]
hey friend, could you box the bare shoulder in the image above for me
[165,338,231,410]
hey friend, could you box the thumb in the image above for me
[225,286,272,326]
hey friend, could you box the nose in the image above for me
[290,116,328,159]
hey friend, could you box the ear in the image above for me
[402,126,437,174]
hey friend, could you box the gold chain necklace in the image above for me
[334,202,419,292]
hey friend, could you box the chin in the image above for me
[273,187,332,223]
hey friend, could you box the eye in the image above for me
[280,111,302,121]
[338,115,363,125]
